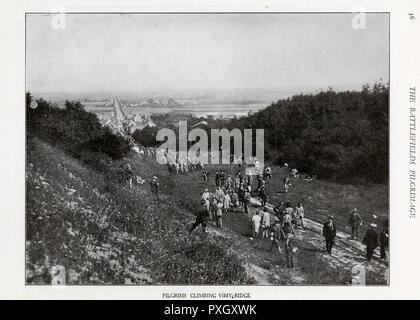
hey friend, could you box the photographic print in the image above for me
[25,13,389,286]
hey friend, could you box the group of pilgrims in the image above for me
[162,150,205,175]
[188,165,389,267]
[132,145,158,158]
[166,160,204,175]
[129,145,388,267]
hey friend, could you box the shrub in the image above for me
[26,94,131,167]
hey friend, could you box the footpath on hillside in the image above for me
[202,194,388,285]
[133,155,389,285]
[189,169,389,285]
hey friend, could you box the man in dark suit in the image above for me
[380,221,389,260]
[189,200,210,234]
[348,208,362,240]
[323,216,336,254]
[363,223,379,261]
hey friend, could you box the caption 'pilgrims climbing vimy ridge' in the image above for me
[25,12,389,286]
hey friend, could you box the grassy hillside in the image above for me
[26,138,388,285]
[111,157,388,285]
[152,162,388,238]
[25,93,388,285]
[26,138,253,285]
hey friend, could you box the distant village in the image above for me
[95,97,157,136]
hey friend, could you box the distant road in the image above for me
[113,97,126,120]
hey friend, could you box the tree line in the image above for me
[223,83,389,184]
[27,81,389,185]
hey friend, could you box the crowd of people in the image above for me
[130,146,388,265]
[167,160,204,175]
[132,145,158,158]
[321,209,389,262]
[190,168,261,233]
[130,144,388,269]
[187,166,389,268]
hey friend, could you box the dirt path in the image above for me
[190,183,388,284]
[145,158,388,284]
[248,195,389,283]
[206,222,307,285]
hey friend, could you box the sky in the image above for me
[26,13,389,94]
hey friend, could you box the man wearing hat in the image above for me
[270,217,283,254]
[283,175,291,193]
[215,199,224,229]
[363,223,379,261]
[243,188,251,214]
[215,185,225,203]
[274,202,285,221]
[225,174,233,189]
[348,208,363,240]
[380,222,389,260]
[189,199,210,234]
[259,186,268,207]
[215,170,220,187]
[322,216,336,254]
[201,188,211,213]
[219,170,226,187]
[251,210,262,248]
[261,207,271,239]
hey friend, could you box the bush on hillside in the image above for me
[26,93,131,170]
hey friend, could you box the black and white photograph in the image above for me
[24,12,390,286]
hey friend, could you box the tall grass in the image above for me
[26,138,253,285]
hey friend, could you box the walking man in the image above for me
[231,191,239,211]
[223,192,231,214]
[189,200,210,234]
[226,174,233,189]
[284,202,294,218]
[259,186,268,207]
[215,199,224,228]
[215,170,220,187]
[363,223,379,261]
[274,202,284,221]
[243,188,251,214]
[203,170,209,183]
[283,176,291,193]
[295,202,305,230]
[238,187,245,207]
[380,222,389,260]
[284,236,296,268]
[210,195,218,222]
[270,217,283,254]
[322,215,336,254]
[124,164,133,189]
[219,171,226,187]
[282,207,295,242]
[215,186,225,202]
[150,176,159,201]
[251,210,262,247]
[264,166,272,182]
[261,207,271,239]
[348,208,362,240]
[201,189,210,208]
